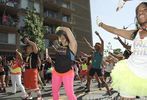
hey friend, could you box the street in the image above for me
[0,80,146,100]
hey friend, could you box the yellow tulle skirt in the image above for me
[111,60,147,96]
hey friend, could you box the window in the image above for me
[62,2,70,8]
[28,0,34,10]
[34,2,40,13]
[0,33,8,44]
[62,15,70,22]
[8,34,16,44]
[20,0,28,9]
[20,0,40,13]
[44,25,57,34]
[0,33,16,44]
[44,10,58,18]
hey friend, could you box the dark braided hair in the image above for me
[132,2,147,40]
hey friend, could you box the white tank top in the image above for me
[127,31,147,79]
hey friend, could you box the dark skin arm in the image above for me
[114,36,131,50]
[83,37,94,50]
[95,31,104,53]
[24,38,38,54]
[98,22,136,40]
[109,52,124,61]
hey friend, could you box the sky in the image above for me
[90,0,143,52]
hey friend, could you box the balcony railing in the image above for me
[0,25,17,33]
[0,44,16,52]
[0,0,19,8]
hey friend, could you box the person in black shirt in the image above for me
[52,26,77,100]
[22,37,43,100]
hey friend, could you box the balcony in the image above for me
[0,25,17,33]
[0,0,19,7]
[43,0,74,14]
[61,2,74,15]
[44,0,60,11]
[61,7,73,16]
[0,2,19,16]
[44,16,72,27]
[0,44,16,52]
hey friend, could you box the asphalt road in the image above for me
[0,80,146,100]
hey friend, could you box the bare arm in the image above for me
[37,56,41,68]
[100,23,135,40]
[83,37,94,50]
[109,52,124,61]
[114,36,131,50]
[62,27,77,55]
[52,45,59,52]
[95,31,104,53]
[109,54,119,63]
[25,38,38,54]
[102,60,108,67]
[80,51,91,58]
[16,49,23,64]
[61,27,77,55]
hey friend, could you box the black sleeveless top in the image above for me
[54,47,75,73]
[25,52,39,69]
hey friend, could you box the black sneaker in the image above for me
[136,96,140,99]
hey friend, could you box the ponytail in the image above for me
[131,30,138,40]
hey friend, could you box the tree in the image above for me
[113,48,122,54]
[20,9,45,51]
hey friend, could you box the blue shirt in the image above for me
[92,52,103,69]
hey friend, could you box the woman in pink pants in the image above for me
[52,26,77,100]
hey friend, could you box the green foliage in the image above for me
[113,48,122,54]
[20,9,45,51]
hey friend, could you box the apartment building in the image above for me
[0,0,92,57]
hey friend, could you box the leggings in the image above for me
[52,71,77,100]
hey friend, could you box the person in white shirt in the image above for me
[97,2,147,100]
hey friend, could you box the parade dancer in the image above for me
[114,36,132,59]
[52,26,77,100]
[10,49,28,99]
[97,2,147,99]
[84,31,111,95]
[22,37,43,100]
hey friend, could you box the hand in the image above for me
[96,16,103,27]
[16,49,18,52]
[114,36,120,40]
[95,31,99,36]
[55,26,62,33]
[55,26,70,33]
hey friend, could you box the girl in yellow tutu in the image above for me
[97,2,147,100]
